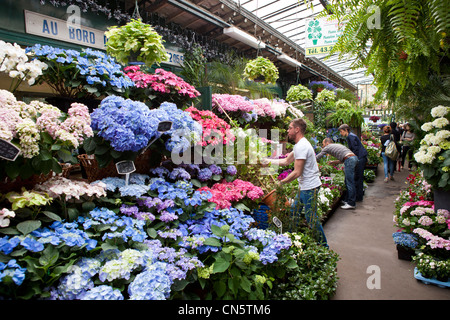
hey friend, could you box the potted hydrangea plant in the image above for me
[243,56,279,85]
[105,19,168,67]
[414,105,450,210]
[26,44,135,111]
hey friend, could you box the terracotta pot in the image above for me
[262,189,277,207]
[261,189,291,208]
[316,87,323,92]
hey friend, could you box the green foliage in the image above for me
[321,0,449,109]
[243,56,279,85]
[327,104,364,128]
[286,84,313,102]
[270,232,339,300]
[105,19,168,67]
[194,225,273,299]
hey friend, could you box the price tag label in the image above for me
[0,138,21,161]
[115,160,136,175]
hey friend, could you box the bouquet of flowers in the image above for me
[0,41,48,93]
[26,44,134,99]
[414,105,450,191]
[124,66,200,107]
[0,90,93,180]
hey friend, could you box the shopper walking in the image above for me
[380,125,396,182]
[400,123,416,170]
[338,124,368,202]
[316,138,359,210]
[263,118,327,247]
[390,122,402,171]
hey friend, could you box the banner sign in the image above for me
[24,10,107,50]
[304,18,344,56]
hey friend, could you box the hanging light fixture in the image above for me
[223,26,266,49]
[277,54,302,68]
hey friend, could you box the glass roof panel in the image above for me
[230,0,373,86]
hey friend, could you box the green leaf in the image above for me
[17,220,42,235]
[42,211,62,222]
[203,237,221,247]
[240,276,252,293]
[213,257,230,273]
[213,281,227,298]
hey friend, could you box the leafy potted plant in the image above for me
[105,19,168,67]
[286,84,312,102]
[243,56,279,85]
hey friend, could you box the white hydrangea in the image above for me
[421,122,434,132]
[414,150,435,164]
[431,105,449,118]
[432,117,449,128]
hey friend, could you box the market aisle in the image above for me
[324,165,450,300]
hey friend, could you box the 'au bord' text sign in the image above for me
[24,10,107,50]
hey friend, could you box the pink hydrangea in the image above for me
[198,179,263,209]
[186,106,235,146]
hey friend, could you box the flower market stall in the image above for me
[0,37,347,300]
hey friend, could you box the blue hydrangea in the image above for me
[392,232,418,248]
[80,285,124,300]
[128,261,172,300]
[226,165,237,175]
[198,168,212,181]
[91,96,159,152]
[0,259,27,286]
[244,228,292,265]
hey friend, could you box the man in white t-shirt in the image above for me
[264,118,327,247]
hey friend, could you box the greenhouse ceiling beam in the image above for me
[166,0,231,28]
[216,0,356,90]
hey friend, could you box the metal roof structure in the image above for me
[227,0,374,86]
[128,0,374,90]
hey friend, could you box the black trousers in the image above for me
[355,156,367,201]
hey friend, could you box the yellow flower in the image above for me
[443,167,450,172]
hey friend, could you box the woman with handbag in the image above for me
[400,123,416,170]
[380,125,396,182]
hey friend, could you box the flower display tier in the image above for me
[393,170,450,285]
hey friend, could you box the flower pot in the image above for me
[316,87,323,92]
[128,51,145,65]
[433,188,450,213]
[396,244,415,261]
[261,189,290,208]
[262,189,277,207]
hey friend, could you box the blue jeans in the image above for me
[343,156,359,206]
[290,187,328,247]
[382,152,395,178]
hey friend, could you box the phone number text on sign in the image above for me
[165,49,184,67]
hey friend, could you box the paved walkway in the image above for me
[324,165,450,300]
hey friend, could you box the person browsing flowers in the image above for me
[262,118,327,247]
[316,138,359,209]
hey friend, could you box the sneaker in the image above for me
[384,178,389,183]
[390,175,394,181]
[341,203,355,210]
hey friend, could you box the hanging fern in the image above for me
[320,0,449,109]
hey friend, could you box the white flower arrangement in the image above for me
[0,40,48,92]
[414,105,450,189]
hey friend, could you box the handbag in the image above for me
[385,134,399,160]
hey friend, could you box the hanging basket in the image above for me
[77,154,119,183]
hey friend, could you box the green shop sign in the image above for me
[305,18,344,57]
[24,10,107,50]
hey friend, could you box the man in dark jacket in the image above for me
[338,124,368,202]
